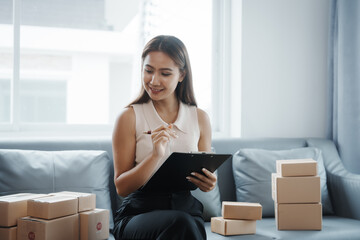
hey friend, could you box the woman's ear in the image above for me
[179,70,186,83]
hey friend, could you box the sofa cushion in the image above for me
[232,147,333,217]
[0,149,114,229]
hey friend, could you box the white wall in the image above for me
[241,0,330,138]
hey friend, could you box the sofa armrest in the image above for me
[327,171,360,220]
[307,138,360,220]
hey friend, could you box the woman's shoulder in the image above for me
[114,107,135,129]
[196,107,210,122]
[182,103,208,121]
[196,107,211,132]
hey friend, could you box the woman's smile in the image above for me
[149,86,164,94]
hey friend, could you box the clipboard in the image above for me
[140,152,232,192]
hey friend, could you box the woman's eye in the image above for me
[162,73,171,76]
[145,69,153,73]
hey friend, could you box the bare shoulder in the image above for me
[113,107,135,137]
[196,107,212,151]
[196,108,210,123]
[196,108,211,132]
[116,107,135,124]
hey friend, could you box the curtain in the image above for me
[328,0,360,173]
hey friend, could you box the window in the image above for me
[0,0,12,124]
[20,78,67,123]
[0,78,10,122]
[0,0,240,137]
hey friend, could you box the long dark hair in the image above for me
[128,35,197,107]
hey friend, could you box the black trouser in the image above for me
[113,190,206,240]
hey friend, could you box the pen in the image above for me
[143,125,175,135]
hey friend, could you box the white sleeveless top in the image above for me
[132,100,200,165]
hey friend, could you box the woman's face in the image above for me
[142,51,184,102]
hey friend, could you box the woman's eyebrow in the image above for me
[145,64,173,71]
[160,68,173,71]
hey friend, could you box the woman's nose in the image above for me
[150,73,160,85]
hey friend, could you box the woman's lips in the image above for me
[149,86,164,93]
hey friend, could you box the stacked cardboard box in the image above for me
[79,208,110,240]
[211,202,262,236]
[0,193,47,240]
[51,192,110,240]
[272,159,322,230]
[18,194,81,240]
[0,191,109,240]
[51,192,96,212]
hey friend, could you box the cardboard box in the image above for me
[273,175,321,203]
[276,159,317,177]
[17,214,79,240]
[51,191,96,212]
[80,209,109,240]
[222,202,262,220]
[28,195,78,220]
[0,193,47,227]
[211,217,256,236]
[275,203,322,230]
[0,226,16,240]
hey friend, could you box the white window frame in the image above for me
[212,0,242,138]
[0,0,242,138]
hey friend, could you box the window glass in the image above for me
[19,0,140,124]
[20,79,67,122]
[0,78,11,123]
[0,0,12,123]
[15,0,212,125]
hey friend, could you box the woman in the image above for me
[112,35,216,240]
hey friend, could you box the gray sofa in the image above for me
[1,137,360,240]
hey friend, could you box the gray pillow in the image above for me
[0,149,114,229]
[232,147,333,217]
[191,176,221,221]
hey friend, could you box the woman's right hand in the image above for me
[151,124,178,160]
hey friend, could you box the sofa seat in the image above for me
[205,216,360,240]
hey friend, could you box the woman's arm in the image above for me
[197,108,212,152]
[112,107,155,197]
[186,108,217,192]
[112,107,176,197]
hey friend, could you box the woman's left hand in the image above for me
[186,168,217,192]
